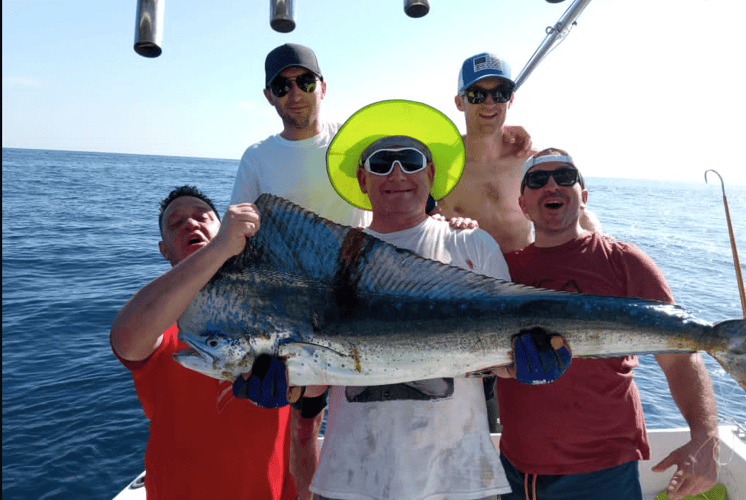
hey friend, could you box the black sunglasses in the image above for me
[524,167,580,190]
[269,72,318,97]
[463,85,513,104]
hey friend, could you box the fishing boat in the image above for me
[114,425,746,499]
[116,1,746,499]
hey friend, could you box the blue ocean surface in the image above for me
[3,148,745,499]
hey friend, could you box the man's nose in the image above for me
[543,175,560,190]
[287,80,304,98]
[183,217,201,229]
[389,162,408,179]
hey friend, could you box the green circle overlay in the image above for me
[326,100,465,210]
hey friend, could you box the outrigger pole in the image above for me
[514,0,594,91]
[705,169,746,318]
[134,0,164,57]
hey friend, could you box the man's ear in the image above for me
[319,80,327,99]
[158,240,170,261]
[357,168,368,194]
[580,189,589,208]
[263,88,274,106]
[518,194,529,217]
[454,94,465,112]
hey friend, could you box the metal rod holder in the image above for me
[270,0,296,33]
[514,0,592,90]
[404,0,430,18]
[134,0,164,58]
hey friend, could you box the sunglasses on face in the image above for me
[269,72,318,97]
[362,148,428,176]
[524,167,580,190]
[463,85,513,104]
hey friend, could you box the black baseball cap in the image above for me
[265,43,323,86]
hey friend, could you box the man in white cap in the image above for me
[438,52,600,253]
[497,148,718,500]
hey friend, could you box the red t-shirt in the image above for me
[115,324,297,500]
[498,232,674,476]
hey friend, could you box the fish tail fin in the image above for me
[709,319,746,391]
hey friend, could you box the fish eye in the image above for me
[206,337,220,348]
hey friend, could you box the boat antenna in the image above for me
[705,169,746,317]
[514,0,593,91]
[134,0,164,57]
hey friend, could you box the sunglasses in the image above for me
[362,148,428,176]
[269,72,318,97]
[463,85,513,104]
[524,167,580,190]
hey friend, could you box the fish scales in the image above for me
[174,194,746,390]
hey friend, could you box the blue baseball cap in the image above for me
[457,53,515,94]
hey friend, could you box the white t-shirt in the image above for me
[311,217,512,500]
[231,121,372,227]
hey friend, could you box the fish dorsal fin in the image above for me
[215,194,551,303]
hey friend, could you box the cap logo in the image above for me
[473,55,504,73]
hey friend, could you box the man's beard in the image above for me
[280,110,311,130]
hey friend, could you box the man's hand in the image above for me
[651,432,718,499]
[429,213,479,230]
[211,203,261,260]
[233,354,303,408]
[502,125,533,158]
[490,327,571,384]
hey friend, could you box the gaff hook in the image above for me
[705,169,746,317]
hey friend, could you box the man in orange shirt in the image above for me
[111,185,320,499]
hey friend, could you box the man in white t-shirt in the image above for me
[230,43,371,228]
[296,99,571,500]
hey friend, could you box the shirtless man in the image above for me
[438,52,600,253]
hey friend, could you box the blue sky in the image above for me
[3,0,745,186]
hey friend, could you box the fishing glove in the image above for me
[233,354,298,408]
[512,327,572,385]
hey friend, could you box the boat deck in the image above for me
[115,425,746,499]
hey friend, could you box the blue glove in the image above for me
[512,327,571,385]
[233,354,295,408]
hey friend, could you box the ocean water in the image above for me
[2,148,745,499]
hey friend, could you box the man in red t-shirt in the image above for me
[111,185,321,499]
[497,149,719,500]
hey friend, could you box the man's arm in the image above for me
[652,352,719,500]
[110,204,260,361]
[580,208,603,234]
[501,125,534,158]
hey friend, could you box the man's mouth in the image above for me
[186,233,205,246]
[541,194,567,210]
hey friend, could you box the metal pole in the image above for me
[404,0,430,18]
[705,169,746,318]
[134,0,164,58]
[270,0,296,33]
[514,0,593,90]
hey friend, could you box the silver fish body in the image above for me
[174,194,746,390]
